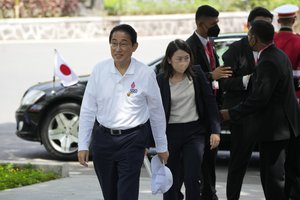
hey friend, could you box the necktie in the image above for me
[206,41,218,95]
[206,41,215,70]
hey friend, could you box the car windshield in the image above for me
[149,33,246,71]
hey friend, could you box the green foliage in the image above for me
[231,0,300,11]
[0,0,80,18]
[1,0,300,17]
[104,0,204,15]
[0,163,60,191]
[0,0,15,18]
[103,0,120,15]
[103,0,300,15]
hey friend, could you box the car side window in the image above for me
[150,35,246,73]
[214,39,238,66]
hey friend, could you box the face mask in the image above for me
[207,25,220,37]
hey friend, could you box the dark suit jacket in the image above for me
[221,37,256,108]
[186,32,222,105]
[229,44,300,141]
[157,66,221,135]
[186,32,220,81]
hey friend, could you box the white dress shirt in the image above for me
[78,57,167,153]
[242,51,258,89]
[195,31,219,89]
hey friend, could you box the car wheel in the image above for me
[41,103,80,160]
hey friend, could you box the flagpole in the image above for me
[52,49,57,94]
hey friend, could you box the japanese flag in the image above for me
[54,50,78,87]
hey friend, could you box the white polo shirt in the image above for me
[78,58,167,153]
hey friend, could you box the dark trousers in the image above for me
[259,136,300,200]
[92,125,148,200]
[163,121,205,200]
[226,121,256,200]
[201,140,218,200]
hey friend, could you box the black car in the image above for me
[15,33,246,160]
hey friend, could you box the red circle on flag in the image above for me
[60,64,71,75]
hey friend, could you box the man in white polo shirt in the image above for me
[78,24,169,200]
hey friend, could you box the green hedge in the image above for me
[103,0,300,16]
[104,0,208,15]
[1,0,299,18]
[0,163,59,191]
[0,0,80,18]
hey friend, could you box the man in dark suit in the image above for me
[186,5,232,200]
[220,7,273,200]
[221,20,300,200]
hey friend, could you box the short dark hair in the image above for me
[249,20,274,44]
[195,5,219,21]
[247,7,273,23]
[278,17,295,26]
[161,39,194,78]
[109,24,137,44]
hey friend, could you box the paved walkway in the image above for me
[0,175,265,200]
[0,163,265,200]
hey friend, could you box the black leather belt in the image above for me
[101,124,144,135]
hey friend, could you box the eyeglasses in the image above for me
[110,42,131,49]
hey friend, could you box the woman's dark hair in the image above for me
[109,24,137,45]
[161,39,194,79]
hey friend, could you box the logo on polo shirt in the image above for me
[127,82,138,96]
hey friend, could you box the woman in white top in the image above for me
[157,39,221,200]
